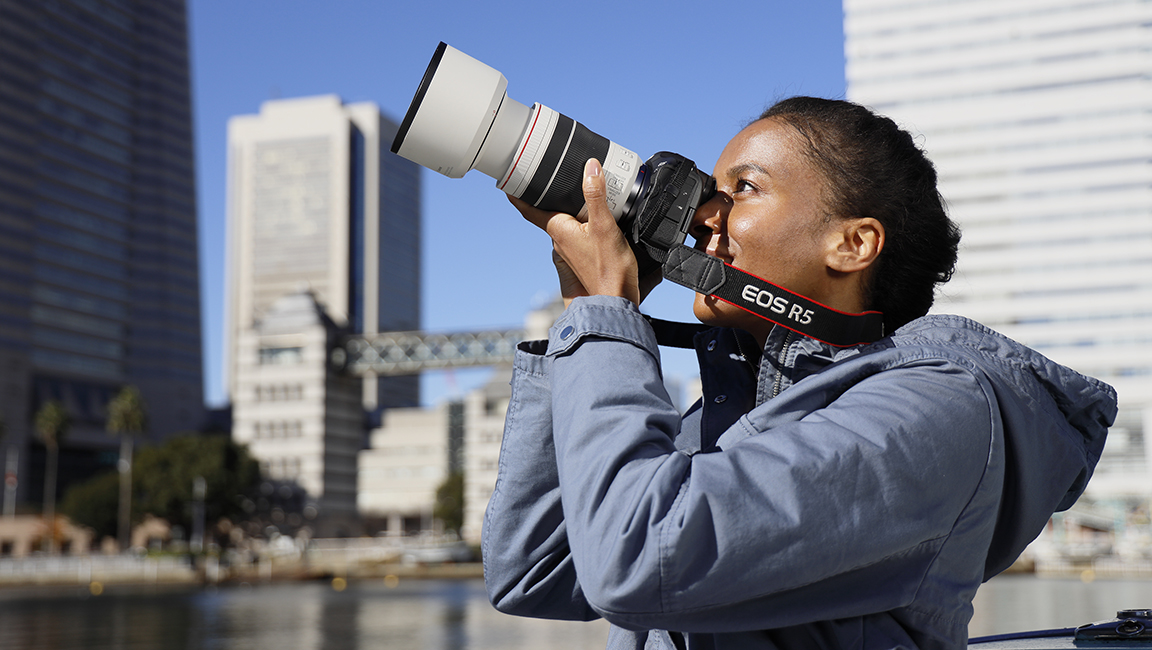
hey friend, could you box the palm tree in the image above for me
[106,386,147,552]
[34,400,70,553]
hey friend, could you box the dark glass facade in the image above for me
[0,0,203,505]
[375,117,421,410]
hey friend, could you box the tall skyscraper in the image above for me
[0,0,203,505]
[226,96,421,531]
[845,0,1152,493]
[227,95,421,412]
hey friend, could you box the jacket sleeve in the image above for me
[482,339,600,621]
[546,296,997,634]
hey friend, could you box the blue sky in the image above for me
[188,0,848,408]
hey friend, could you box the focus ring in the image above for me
[520,114,574,207]
[537,120,610,216]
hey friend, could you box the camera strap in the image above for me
[660,244,885,348]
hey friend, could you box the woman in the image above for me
[482,97,1117,649]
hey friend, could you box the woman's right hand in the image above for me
[509,159,662,308]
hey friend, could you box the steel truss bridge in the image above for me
[337,328,524,376]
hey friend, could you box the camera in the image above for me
[391,43,887,348]
[391,42,715,275]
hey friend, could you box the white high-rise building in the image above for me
[227,95,421,412]
[845,0,1152,496]
[225,96,421,533]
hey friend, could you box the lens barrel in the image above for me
[516,115,608,216]
[392,43,643,221]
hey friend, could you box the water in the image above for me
[0,575,1150,649]
[0,578,610,650]
[969,574,1152,637]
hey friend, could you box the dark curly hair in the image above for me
[759,97,961,332]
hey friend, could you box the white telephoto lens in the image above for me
[393,43,643,220]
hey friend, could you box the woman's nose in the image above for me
[690,193,726,241]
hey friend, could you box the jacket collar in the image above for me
[755,325,846,406]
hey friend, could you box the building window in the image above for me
[258,347,302,365]
[256,383,304,401]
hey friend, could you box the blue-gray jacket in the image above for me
[483,296,1117,649]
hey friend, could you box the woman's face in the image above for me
[690,118,841,339]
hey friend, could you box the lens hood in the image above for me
[391,42,509,178]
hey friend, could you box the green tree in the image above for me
[134,434,260,537]
[60,471,119,539]
[34,400,70,553]
[106,386,147,551]
[434,471,464,534]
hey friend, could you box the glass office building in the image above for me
[0,0,203,504]
[845,0,1152,494]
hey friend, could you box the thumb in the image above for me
[582,158,614,231]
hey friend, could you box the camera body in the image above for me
[623,152,715,275]
[391,42,714,275]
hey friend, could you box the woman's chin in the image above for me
[693,294,729,325]
[693,294,771,343]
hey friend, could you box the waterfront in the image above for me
[969,574,1152,637]
[0,574,1150,649]
[0,578,610,650]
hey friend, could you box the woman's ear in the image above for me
[826,217,884,274]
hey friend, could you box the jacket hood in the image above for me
[893,315,1118,578]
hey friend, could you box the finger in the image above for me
[581,158,616,233]
[508,193,562,232]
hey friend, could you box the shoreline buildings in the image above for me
[0,0,203,507]
[226,96,421,534]
[845,0,1152,497]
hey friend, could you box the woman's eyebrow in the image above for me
[724,162,770,179]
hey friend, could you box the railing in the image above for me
[305,533,472,565]
[338,329,523,376]
[0,555,195,585]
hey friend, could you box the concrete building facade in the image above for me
[0,0,203,508]
[226,95,421,412]
[844,0,1152,497]
[358,400,463,535]
[231,290,362,535]
[226,96,421,533]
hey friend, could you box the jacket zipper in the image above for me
[733,334,758,373]
[771,332,795,399]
